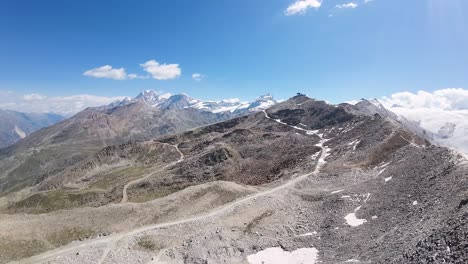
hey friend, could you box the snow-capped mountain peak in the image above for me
[134,90,172,106]
[158,93,196,110]
[256,93,274,101]
[135,90,158,101]
[110,90,278,115]
[248,94,276,112]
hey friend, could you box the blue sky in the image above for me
[1,0,467,106]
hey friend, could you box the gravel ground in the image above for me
[2,96,467,264]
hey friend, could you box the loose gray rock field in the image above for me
[0,95,466,263]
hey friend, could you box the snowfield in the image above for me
[247,247,319,264]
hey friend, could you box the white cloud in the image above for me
[380,88,468,155]
[380,88,468,111]
[140,60,181,80]
[0,90,126,116]
[336,2,358,9]
[84,60,181,81]
[83,65,127,80]
[128,73,149,80]
[285,0,322,16]
[364,0,374,3]
[192,73,205,81]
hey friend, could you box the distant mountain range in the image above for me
[0,109,63,149]
[1,94,465,263]
[0,91,277,149]
[0,91,278,195]
[108,90,278,115]
[2,90,467,158]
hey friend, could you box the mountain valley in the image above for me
[0,110,63,149]
[0,94,466,263]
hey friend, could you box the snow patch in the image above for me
[345,259,361,263]
[311,152,320,160]
[159,93,172,99]
[348,140,360,151]
[412,200,418,205]
[384,176,393,182]
[364,193,371,203]
[211,106,244,113]
[317,147,331,165]
[344,206,367,227]
[275,119,287,125]
[263,109,330,173]
[331,189,345,194]
[377,162,391,174]
[247,247,319,264]
[296,231,317,237]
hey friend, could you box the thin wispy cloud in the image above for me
[140,60,181,80]
[192,73,205,82]
[83,65,127,80]
[336,2,358,9]
[285,0,322,16]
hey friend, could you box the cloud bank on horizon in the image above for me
[380,88,468,111]
[0,90,126,117]
[380,88,468,155]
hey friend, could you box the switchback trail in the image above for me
[17,114,328,264]
[120,143,184,203]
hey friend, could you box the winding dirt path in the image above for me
[17,114,328,264]
[120,143,184,204]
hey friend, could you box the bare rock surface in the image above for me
[0,95,466,264]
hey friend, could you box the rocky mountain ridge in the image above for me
[0,94,466,264]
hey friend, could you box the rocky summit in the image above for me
[0,94,466,264]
